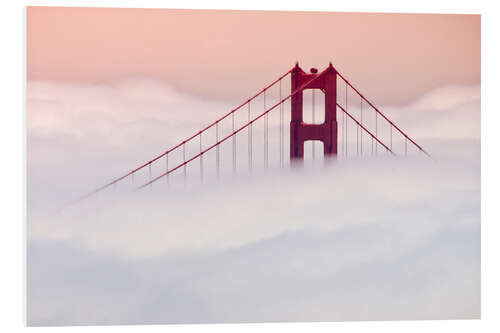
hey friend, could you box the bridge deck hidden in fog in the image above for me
[82,62,431,199]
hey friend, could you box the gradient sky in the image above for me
[27,7,480,105]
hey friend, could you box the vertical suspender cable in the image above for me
[232,112,236,174]
[282,84,285,166]
[282,88,285,166]
[375,112,378,154]
[345,116,348,158]
[166,154,169,184]
[356,96,359,155]
[149,163,152,189]
[390,124,393,151]
[360,99,363,155]
[279,79,283,168]
[341,86,344,157]
[200,132,203,183]
[312,89,315,160]
[264,89,268,167]
[248,103,252,172]
[216,121,220,180]
[357,123,359,155]
[371,133,374,155]
[356,105,359,156]
[183,142,186,183]
[345,82,348,157]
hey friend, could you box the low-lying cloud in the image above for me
[27,79,480,325]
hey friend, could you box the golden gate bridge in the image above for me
[72,62,431,205]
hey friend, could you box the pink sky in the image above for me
[27,7,480,105]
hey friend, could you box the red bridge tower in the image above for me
[290,62,338,160]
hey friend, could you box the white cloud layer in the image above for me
[27,79,480,325]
